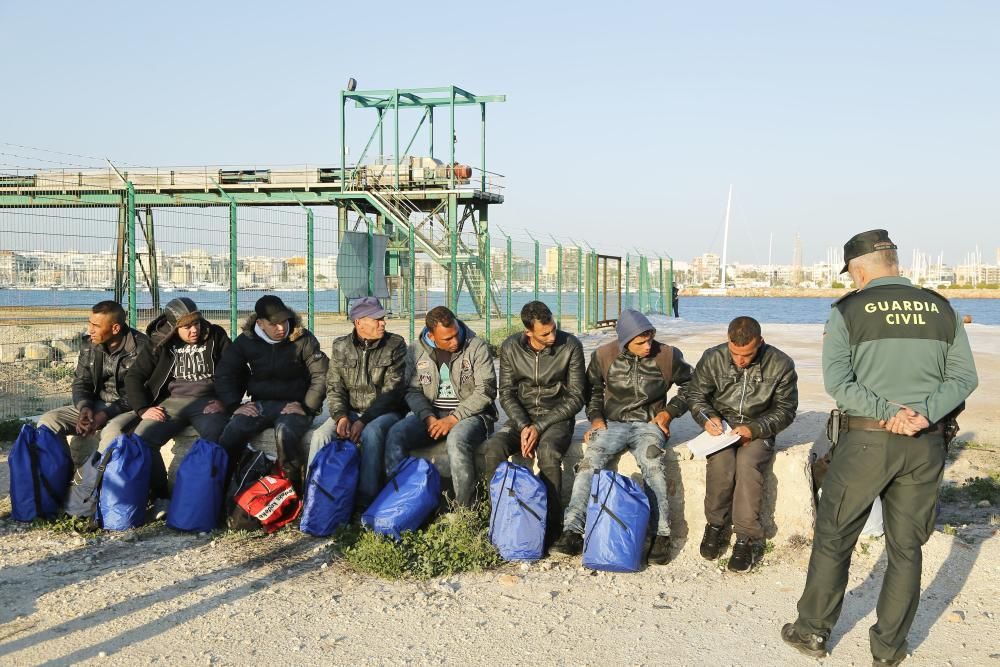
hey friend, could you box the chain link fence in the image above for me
[0,181,674,419]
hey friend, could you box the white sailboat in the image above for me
[699,184,733,295]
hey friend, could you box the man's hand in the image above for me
[349,419,366,444]
[732,424,753,445]
[882,407,929,436]
[650,411,672,438]
[281,401,306,416]
[584,418,607,443]
[520,425,540,458]
[142,406,168,422]
[335,416,352,439]
[703,417,724,436]
[75,406,95,436]
[202,399,225,415]
[428,414,458,439]
[234,402,260,418]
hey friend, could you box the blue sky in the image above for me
[2,1,997,266]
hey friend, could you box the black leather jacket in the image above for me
[682,342,798,440]
[214,314,329,416]
[325,331,407,423]
[498,330,586,434]
[72,327,149,418]
[586,340,692,423]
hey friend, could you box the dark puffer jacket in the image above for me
[326,331,407,424]
[498,330,586,434]
[682,342,798,440]
[72,327,150,418]
[214,313,329,415]
[124,318,231,414]
[585,340,692,423]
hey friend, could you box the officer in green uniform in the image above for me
[781,230,978,666]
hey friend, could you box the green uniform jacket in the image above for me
[822,276,978,422]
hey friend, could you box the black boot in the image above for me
[648,534,672,565]
[700,523,725,560]
[549,530,583,556]
[780,623,828,659]
[728,536,756,572]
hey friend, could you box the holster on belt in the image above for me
[825,410,842,449]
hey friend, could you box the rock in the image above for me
[977,500,992,508]
[499,574,521,586]
[320,563,329,570]
[0,343,22,363]
[946,610,965,622]
[51,338,81,356]
[23,343,52,361]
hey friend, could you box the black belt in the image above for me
[839,414,944,435]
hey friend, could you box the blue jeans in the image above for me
[384,412,493,507]
[563,421,671,537]
[308,411,402,506]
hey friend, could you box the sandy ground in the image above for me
[0,319,997,666]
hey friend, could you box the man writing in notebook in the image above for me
[683,316,798,572]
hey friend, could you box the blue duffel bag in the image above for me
[361,456,440,541]
[300,439,360,537]
[488,462,547,561]
[582,469,650,573]
[167,439,229,533]
[9,423,73,522]
[97,434,153,531]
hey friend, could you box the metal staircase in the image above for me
[362,180,501,317]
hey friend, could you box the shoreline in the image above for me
[681,287,1000,299]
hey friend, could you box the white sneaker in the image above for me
[152,498,171,521]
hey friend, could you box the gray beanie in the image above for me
[616,309,655,352]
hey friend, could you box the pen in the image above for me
[700,410,721,433]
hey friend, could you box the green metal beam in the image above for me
[0,189,502,208]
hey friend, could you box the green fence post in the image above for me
[505,235,512,330]
[668,258,674,317]
[659,256,666,315]
[306,207,315,331]
[229,201,238,337]
[408,220,415,341]
[576,245,584,334]
[367,216,375,297]
[448,195,458,312]
[484,231,492,341]
[555,241,563,326]
[625,255,631,311]
[126,182,137,327]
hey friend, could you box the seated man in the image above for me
[550,309,692,565]
[216,295,328,494]
[38,300,149,464]
[384,306,497,507]
[685,317,798,572]
[482,300,585,541]
[124,297,231,502]
[307,297,406,509]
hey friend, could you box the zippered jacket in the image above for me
[72,327,150,418]
[498,330,585,434]
[124,319,231,415]
[325,330,407,423]
[405,319,497,423]
[683,342,798,440]
[214,313,329,415]
[585,340,692,423]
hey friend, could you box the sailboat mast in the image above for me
[721,184,732,289]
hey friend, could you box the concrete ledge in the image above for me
[67,414,821,554]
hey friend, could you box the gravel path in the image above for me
[1,320,997,666]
